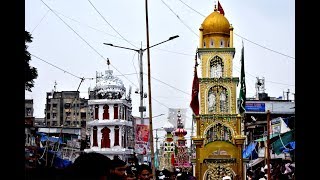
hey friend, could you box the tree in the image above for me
[25,31,38,92]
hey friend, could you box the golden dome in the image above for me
[201,10,230,35]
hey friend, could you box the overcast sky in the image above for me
[25,0,295,141]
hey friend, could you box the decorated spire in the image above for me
[107,58,110,70]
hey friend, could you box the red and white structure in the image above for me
[84,67,134,161]
[173,111,192,172]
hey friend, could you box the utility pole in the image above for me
[266,110,271,180]
[138,48,145,125]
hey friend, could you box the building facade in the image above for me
[25,99,35,146]
[192,4,246,180]
[44,91,90,127]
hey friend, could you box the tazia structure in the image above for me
[173,111,192,172]
[158,120,175,171]
[84,62,135,161]
[191,2,246,180]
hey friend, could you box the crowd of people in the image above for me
[25,151,295,180]
[246,161,295,180]
[25,152,196,180]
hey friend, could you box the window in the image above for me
[26,108,32,116]
[207,85,229,113]
[52,104,57,109]
[64,103,71,109]
[220,40,224,47]
[205,123,232,144]
[210,39,214,47]
[81,112,86,119]
[52,113,57,119]
[210,56,224,78]
[203,41,206,47]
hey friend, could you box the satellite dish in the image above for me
[251,116,257,122]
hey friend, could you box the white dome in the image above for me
[94,70,126,99]
[163,120,174,132]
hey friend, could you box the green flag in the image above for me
[239,42,246,114]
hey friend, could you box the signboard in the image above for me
[271,117,281,135]
[245,103,265,112]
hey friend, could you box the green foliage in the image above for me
[25,31,38,92]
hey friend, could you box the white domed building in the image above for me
[84,66,134,161]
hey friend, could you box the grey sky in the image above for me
[25,0,295,140]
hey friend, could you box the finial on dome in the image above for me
[107,58,110,70]
[214,4,217,11]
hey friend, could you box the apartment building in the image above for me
[44,91,89,127]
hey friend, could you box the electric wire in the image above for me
[40,0,138,89]
[175,0,295,60]
[87,0,138,48]
[160,0,198,37]
[31,9,50,33]
[39,4,294,86]
[31,54,93,80]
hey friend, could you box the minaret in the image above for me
[192,2,246,179]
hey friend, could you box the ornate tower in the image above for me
[159,120,175,171]
[173,111,192,172]
[84,61,135,161]
[192,3,246,180]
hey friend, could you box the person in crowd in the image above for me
[109,155,129,180]
[125,165,138,180]
[59,151,111,180]
[137,164,152,180]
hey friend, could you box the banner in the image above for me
[136,124,149,143]
[135,124,150,155]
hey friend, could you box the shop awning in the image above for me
[254,133,279,142]
[272,131,294,155]
[248,157,264,167]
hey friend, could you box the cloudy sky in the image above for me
[25,0,295,141]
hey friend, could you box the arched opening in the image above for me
[103,105,109,120]
[114,125,120,146]
[114,104,118,119]
[207,85,229,113]
[101,127,111,148]
[93,126,98,147]
[94,105,99,120]
[210,56,224,78]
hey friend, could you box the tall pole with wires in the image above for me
[144,0,156,177]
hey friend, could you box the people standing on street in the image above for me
[137,164,152,180]
[109,155,129,180]
[59,152,111,180]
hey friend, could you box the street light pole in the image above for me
[103,38,178,127]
